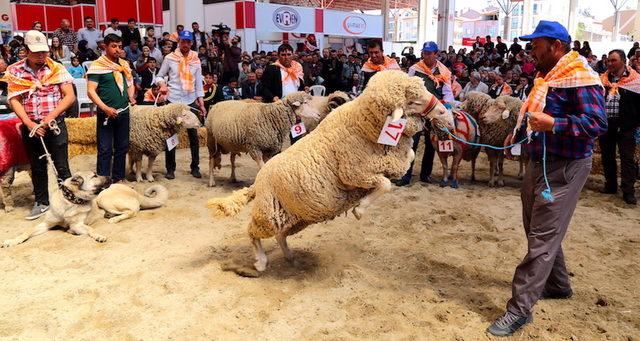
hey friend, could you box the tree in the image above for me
[609,0,631,41]
[494,0,519,41]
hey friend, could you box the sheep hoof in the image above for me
[352,207,364,220]
[4,206,14,213]
[498,180,505,187]
[254,260,267,272]
[450,180,459,189]
[136,177,144,182]
[488,181,496,188]
[2,238,21,248]
[147,176,155,182]
[208,180,216,187]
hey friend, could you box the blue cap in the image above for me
[421,41,439,52]
[520,20,571,43]
[178,30,194,41]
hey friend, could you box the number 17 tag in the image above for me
[377,116,407,146]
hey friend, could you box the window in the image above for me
[511,17,520,30]
[533,3,539,15]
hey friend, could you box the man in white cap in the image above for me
[2,30,75,220]
[156,31,206,179]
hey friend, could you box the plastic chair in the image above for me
[309,85,326,97]
[82,61,93,71]
[73,78,95,115]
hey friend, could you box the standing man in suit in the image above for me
[260,43,305,103]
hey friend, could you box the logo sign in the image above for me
[273,7,300,31]
[1,14,8,22]
[342,16,366,35]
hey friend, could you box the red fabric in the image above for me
[0,118,29,174]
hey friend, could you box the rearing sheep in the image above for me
[206,71,453,272]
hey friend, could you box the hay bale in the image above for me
[66,117,97,144]
[177,127,207,148]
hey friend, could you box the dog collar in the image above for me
[60,185,89,205]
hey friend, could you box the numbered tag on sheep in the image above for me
[166,134,179,151]
[438,140,454,153]
[291,122,307,138]
[377,116,407,147]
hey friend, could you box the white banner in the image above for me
[255,3,315,34]
[0,0,12,32]
[323,10,382,38]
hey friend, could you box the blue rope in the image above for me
[437,125,554,202]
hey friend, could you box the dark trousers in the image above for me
[599,126,637,195]
[400,131,435,181]
[507,157,592,316]
[20,119,72,205]
[165,101,200,173]
[97,112,130,181]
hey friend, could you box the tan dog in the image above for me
[2,171,111,247]
[94,184,168,224]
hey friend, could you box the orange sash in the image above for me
[2,58,73,100]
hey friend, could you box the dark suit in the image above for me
[121,28,142,47]
[241,81,261,100]
[259,64,305,103]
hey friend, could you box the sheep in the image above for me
[128,103,202,182]
[462,92,525,187]
[206,70,453,272]
[429,109,481,188]
[302,91,352,132]
[205,91,321,187]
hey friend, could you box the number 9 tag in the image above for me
[291,122,307,138]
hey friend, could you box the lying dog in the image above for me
[2,171,111,247]
[93,184,168,224]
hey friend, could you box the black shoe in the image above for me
[623,193,637,205]
[165,171,175,180]
[394,178,411,187]
[600,187,617,194]
[540,288,573,300]
[191,169,202,178]
[419,175,433,183]
[487,311,533,337]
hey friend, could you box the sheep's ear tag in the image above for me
[292,101,301,107]
[166,134,179,151]
[176,117,183,125]
[501,109,510,120]
[377,116,407,147]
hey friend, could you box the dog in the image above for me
[2,171,111,248]
[93,184,168,224]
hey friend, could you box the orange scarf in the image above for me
[273,60,304,87]
[412,60,451,87]
[516,51,602,135]
[362,56,401,72]
[2,58,73,100]
[166,50,201,92]
[86,55,133,94]
[600,67,640,96]
[493,83,512,96]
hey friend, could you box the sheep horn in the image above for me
[391,108,404,122]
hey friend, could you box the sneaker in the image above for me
[165,171,175,180]
[540,288,573,300]
[191,169,202,178]
[623,193,637,205]
[487,311,533,337]
[26,203,49,220]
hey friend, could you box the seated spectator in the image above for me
[452,55,467,75]
[66,56,85,79]
[512,75,532,101]
[76,40,98,63]
[241,72,262,101]
[488,74,512,98]
[451,75,462,100]
[222,78,241,101]
[459,71,489,100]
[135,46,151,71]
[125,40,141,63]
[50,36,73,62]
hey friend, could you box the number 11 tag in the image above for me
[291,122,307,138]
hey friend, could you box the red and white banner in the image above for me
[322,10,382,38]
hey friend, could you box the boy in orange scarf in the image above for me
[357,40,400,93]
[87,33,136,184]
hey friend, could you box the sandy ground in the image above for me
[0,145,638,340]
